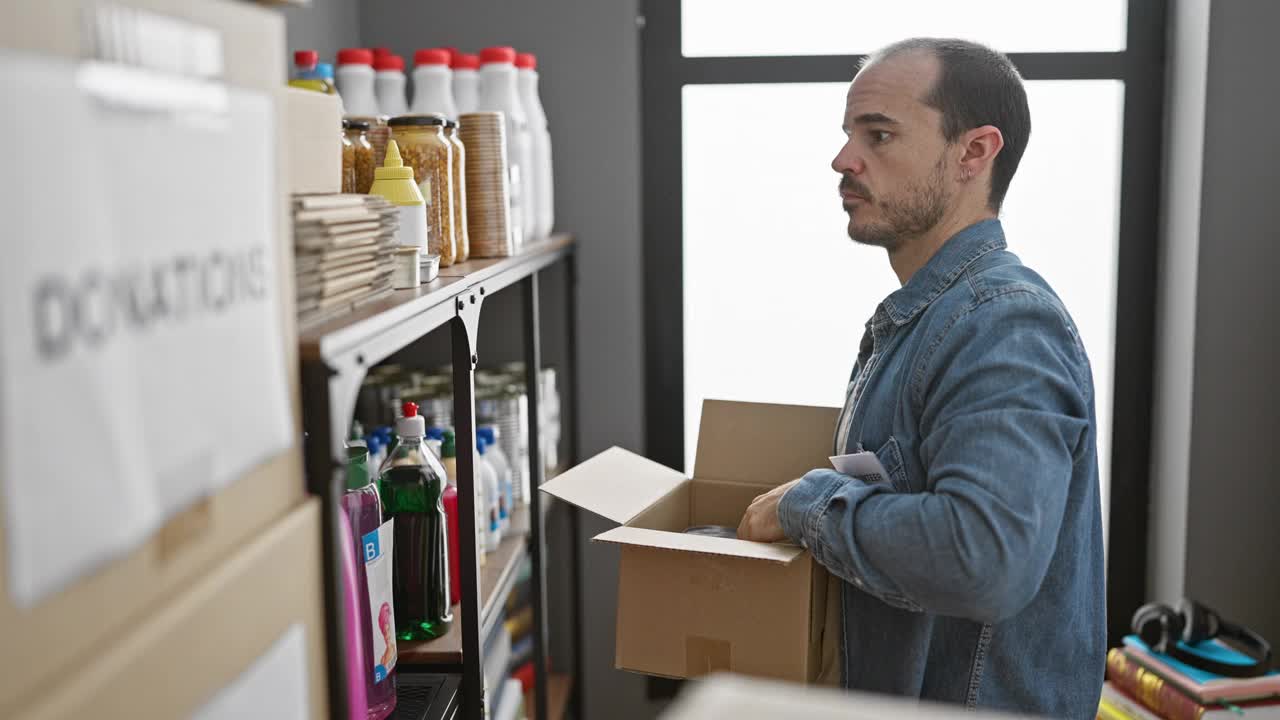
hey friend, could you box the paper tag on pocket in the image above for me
[362,520,397,680]
[829,451,891,484]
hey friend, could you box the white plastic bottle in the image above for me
[479,425,513,532]
[478,437,502,550]
[476,46,535,249]
[409,48,457,120]
[374,53,408,116]
[334,48,378,116]
[452,52,480,115]
[516,53,555,241]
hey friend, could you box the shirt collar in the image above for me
[881,219,1007,326]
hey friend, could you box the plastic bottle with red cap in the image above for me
[451,51,481,114]
[335,47,379,116]
[476,46,535,249]
[374,53,408,116]
[379,402,454,641]
[409,48,457,120]
[290,49,334,94]
[516,52,555,240]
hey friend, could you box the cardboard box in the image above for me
[0,1,305,711]
[15,499,329,720]
[284,86,344,194]
[542,400,842,682]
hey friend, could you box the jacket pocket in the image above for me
[873,436,910,493]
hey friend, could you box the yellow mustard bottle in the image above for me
[369,140,429,256]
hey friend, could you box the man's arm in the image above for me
[773,291,1091,623]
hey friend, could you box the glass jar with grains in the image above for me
[343,119,376,194]
[388,114,456,266]
[444,119,470,263]
[341,121,355,193]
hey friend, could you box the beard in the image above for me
[841,156,950,251]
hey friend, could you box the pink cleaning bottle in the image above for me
[338,511,370,719]
[341,447,397,719]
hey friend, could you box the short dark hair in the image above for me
[865,38,1031,213]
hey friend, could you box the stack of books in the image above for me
[1100,636,1280,719]
[292,194,397,330]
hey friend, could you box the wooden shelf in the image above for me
[526,673,572,720]
[398,506,532,667]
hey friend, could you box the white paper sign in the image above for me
[191,624,311,720]
[0,48,293,607]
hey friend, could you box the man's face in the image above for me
[832,51,955,250]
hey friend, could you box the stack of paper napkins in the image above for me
[292,194,397,329]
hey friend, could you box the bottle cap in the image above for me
[477,436,487,454]
[479,46,517,65]
[374,140,415,181]
[315,62,335,79]
[426,427,445,441]
[442,429,457,458]
[452,52,480,71]
[396,401,426,437]
[414,48,452,67]
[373,54,405,72]
[294,50,318,69]
[373,46,392,57]
[477,426,496,445]
[515,53,537,70]
[337,48,373,66]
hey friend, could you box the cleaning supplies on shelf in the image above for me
[478,436,501,551]
[451,52,480,115]
[379,402,453,641]
[341,447,397,720]
[476,46,534,250]
[410,48,457,120]
[516,52,555,241]
[478,426,512,533]
[291,50,334,94]
[336,48,378,116]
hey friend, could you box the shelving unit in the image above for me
[301,235,582,720]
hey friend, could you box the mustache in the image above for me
[839,175,872,201]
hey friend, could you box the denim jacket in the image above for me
[778,219,1105,718]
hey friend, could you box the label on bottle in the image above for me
[362,519,398,681]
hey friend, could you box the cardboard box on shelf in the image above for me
[14,499,328,720]
[0,0,305,712]
[285,86,344,194]
[541,400,843,684]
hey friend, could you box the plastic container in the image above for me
[336,48,379,116]
[478,437,502,550]
[452,52,480,115]
[388,114,457,267]
[341,447,397,720]
[338,512,372,720]
[344,119,376,194]
[290,50,333,94]
[379,403,453,640]
[478,425,512,532]
[410,48,457,120]
[369,140,429,256]
[374,53,408,116]
[516,53,555,240]
[444,120,470,262]
[476,46,534,249]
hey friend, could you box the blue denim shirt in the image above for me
[778,219,1105,718]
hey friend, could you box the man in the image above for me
[738,38,1105,718]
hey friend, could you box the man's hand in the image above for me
[737,478,802,543]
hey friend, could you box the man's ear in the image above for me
[957,124,1004,183]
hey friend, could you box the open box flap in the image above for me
[539,446,687,525]
[594,525,807,564]
[695,400,841,488]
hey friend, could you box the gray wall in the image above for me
[277,0,360,62]
[1150,0,1280,645]
[280,1,654,717]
